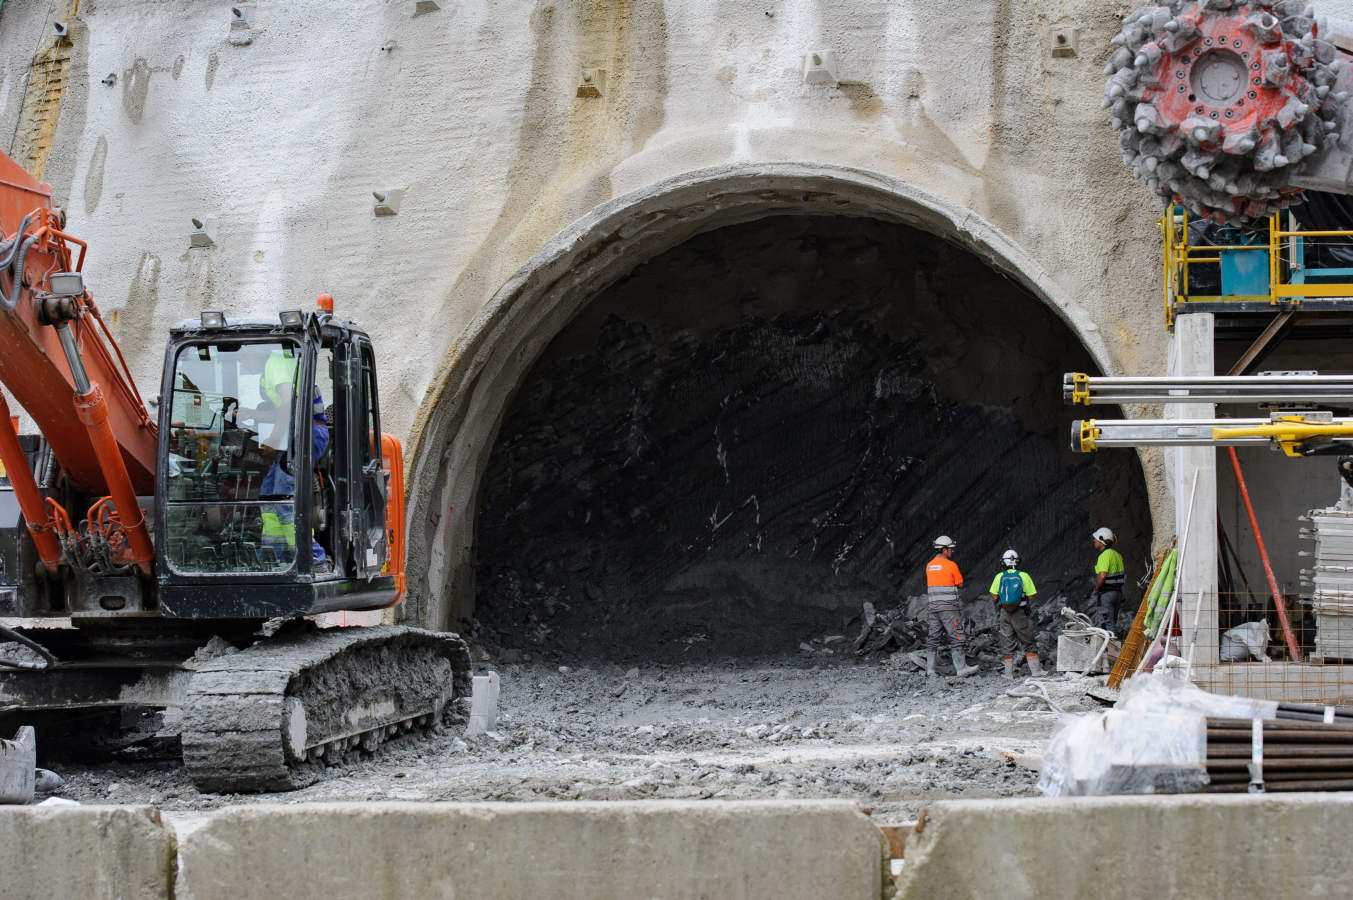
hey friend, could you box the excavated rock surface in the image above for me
[473,216,1151,662]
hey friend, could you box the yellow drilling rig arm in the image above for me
[1211,419,1353,457]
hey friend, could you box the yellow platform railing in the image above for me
[1160,208,1353,327]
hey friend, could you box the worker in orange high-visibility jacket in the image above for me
[920,535,979,678]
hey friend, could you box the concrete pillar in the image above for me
[1166,312,1218,665]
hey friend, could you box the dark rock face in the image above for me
[474,216,1150,661]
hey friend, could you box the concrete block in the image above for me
[1048,26,1079,57]
[897,794,1353,899]
[0,726,35,804]
[189,217,214,248]
[577,68,606,98]
[0,805,175,900]
[1056,632,1120,674]
[372,189,405,216]
[177,800,890,900]
[465,670,500,735]
[228,6,252,46]
[803,50,838,86]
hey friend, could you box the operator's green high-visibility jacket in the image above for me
[259,347,300,558]
[262,348,298,407]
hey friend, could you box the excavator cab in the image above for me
[155,306,399,619]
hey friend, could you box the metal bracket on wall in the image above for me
[229,6,252,46]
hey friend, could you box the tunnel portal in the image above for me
[471,215,1150,661]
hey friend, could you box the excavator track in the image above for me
[181,626,471,794]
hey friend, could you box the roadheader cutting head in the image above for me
[1105,0,1343,222]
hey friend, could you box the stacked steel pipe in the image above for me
[1203,703,1353,792]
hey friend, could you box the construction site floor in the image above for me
[44,661,1100,817]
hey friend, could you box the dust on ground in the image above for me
[46,660,1103,823]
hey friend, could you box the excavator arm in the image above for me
[0,152,157,573]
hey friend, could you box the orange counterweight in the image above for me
[379,433,406,607]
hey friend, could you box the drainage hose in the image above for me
[1005,679,1065,714]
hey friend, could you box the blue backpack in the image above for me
[997,570,1025,605]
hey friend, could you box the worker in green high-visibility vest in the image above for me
[988,549,1046,680]
[1090,526,1126,635]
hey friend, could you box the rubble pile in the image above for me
[800,594,1091,669]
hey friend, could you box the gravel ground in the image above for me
[44,659,1106,823]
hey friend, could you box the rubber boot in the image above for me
[1026,653,1046,677]
[1002,656,1014,680]
[951,648,979,677]
[925,649,937,676]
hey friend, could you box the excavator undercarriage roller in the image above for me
[181,626,472,793]
[1106,0,1344,222]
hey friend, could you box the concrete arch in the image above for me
[404,162,1121,631]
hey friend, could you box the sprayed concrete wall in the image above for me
[0,0,1288,628]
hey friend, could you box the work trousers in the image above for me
[925,590,963,649]
[998,604,1037,656]
[1094,587,1123,634]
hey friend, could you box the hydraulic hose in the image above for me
[0,213,33,270]
[0,215,32,267]
[2,230,42,311]
[0,623,57,670]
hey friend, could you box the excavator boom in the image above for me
[0,153,155,495]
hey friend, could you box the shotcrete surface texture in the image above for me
[0,0,1178,628]
[48,662,1099,822]
[0,0,1163,420]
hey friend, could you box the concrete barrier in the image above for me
[0,805,175,900]
[896,794,1353,899]
[174,800,890,900]
[22,793,1352,898]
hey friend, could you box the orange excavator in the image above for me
[0,152,469,793]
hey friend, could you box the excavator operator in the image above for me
[258,389,329,567]
[248,349,331,568]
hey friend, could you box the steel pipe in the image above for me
[1064,373,1353,406]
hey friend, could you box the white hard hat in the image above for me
[1002,549,1019,566]
[1093,526,1115,544]
[933,535,956,550]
